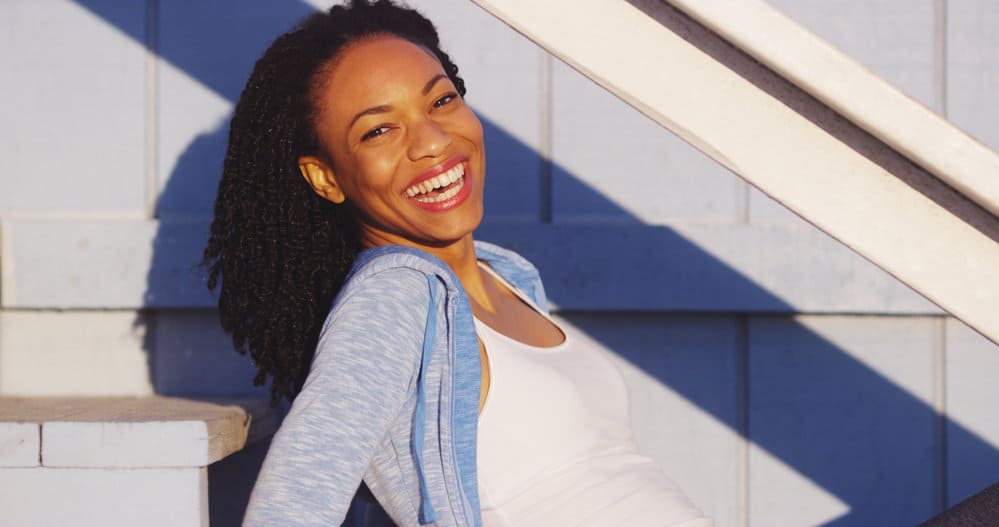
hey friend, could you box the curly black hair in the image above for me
[203,0,468,404]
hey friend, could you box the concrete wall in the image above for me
[0,1,996,526]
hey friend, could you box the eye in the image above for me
[432,92,458,109]
[361,125,390,142]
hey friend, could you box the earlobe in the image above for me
[298,156,346,204]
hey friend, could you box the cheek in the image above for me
[460,109,485,145]
[348,154,399,195]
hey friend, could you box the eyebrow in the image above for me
[348,105,392,132]
[346,74,451,133]
[422,73,448,95]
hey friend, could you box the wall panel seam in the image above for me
[539,51,553,224]
[144,0,160,219]
[934,0,948,118]
[935,316,948,510]
[736,314,749,527]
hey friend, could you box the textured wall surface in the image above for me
[0,1,996,526]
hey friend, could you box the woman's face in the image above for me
[300,35,486,250]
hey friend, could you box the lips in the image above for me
[403,157,472,212]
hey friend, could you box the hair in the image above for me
[203,0,467,404]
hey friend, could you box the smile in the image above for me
[404,159,472,211]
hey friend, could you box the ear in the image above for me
[298,156,346,204]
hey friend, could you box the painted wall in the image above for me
[0,1,996,526]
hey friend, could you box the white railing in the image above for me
[469,0,999,345]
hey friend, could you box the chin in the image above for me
[419,207,483,246]
[431,218,482,245]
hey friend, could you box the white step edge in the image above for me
[0,396,276,468]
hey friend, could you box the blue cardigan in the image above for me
[243,241,550,527]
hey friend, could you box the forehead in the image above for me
[320,35,446,113]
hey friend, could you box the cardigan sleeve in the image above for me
[243,267,431,527]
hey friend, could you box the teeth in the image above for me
[412,175,464,203]
[405,163,467,197]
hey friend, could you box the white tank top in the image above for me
[474,264,712,527]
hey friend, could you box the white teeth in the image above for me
[405,163,467,197]
[413,176,464,203]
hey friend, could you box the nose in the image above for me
[407,118,452,161]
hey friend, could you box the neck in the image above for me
[425,235,481,287]
[437,237,494,313]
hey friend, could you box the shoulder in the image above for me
[321,246,450,344]
[345,244,458,292]
[334,266,431,311]
[311,265,437,396]
[335,246,447,308]
[325,265,435,337]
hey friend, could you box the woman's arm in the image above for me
[243,268,432,527]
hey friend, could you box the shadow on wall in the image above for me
[72,1,999,526]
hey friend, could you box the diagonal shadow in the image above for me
[71,1,999,525]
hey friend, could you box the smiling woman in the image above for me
[202,1,710,526]
[298,36,486,249]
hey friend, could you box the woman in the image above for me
[204,1,711,526]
